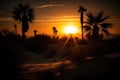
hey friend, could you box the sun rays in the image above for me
[60,34,79,54]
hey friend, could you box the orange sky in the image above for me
[13,15,82,37]
[0,0,120,38]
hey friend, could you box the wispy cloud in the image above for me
[0,17,13,21]
[35,18,79,22]
[36,16,79,19]
[35,16,79,23]
[37,4,64,8]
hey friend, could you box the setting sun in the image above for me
[64,25,78,34]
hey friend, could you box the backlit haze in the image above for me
[0,0,120,38]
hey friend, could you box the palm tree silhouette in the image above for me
[34,30,37,37]
[78,6,87,41]
[52,26,58,38]
[52,27,58,35]
[12,3,34,39]
[84,11,112,41]
[14,24,17,34]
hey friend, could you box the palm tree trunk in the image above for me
[22,31,26,39]
[92,26,100,41]
[22,16,29,39]
[22,22,28,39]
[14,24,17,34]
[80,12,84,41]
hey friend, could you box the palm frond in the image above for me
[100,23,112,29]
[12,3,34,23]
[99,16,109,23]
[95,11,104,23]
[12,15,22,22]
[83,25,92,32]
[78,6,87,12]
[85,31,92,40]
[102,29,111,36]
[12,4,23,22]
[18,4,24,11]
[85,11,112,40]
[24,4,30,9]
[27,8,34,22]
[86,12,95,24]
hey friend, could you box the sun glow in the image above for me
[64,25,78,34]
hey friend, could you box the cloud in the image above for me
[0,17,13,21]
[35,16,79,23]
[36,16,79,19]
[37,4,64,8]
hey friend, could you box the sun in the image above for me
[64,25,78,34]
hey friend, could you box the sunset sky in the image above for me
[0,0,120,37]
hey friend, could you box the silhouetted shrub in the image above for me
[24,34,53,53]
[0,29,23,43]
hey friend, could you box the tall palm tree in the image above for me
[12,3,34,39]
[78,6,87,41]
[84,11,112,41]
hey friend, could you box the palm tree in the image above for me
[12,3,34,39]
[52,26,58,37]
[84,11,112,41]
[34,30,37,37]
[14,24,17,34]
[78,6,87,41]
